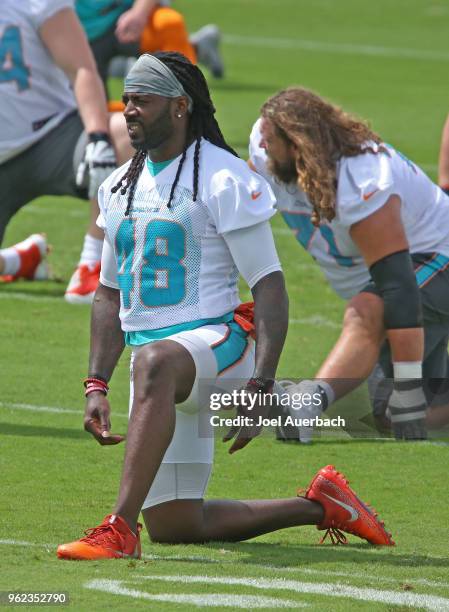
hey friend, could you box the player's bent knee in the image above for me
[133,343,174,386]
[343,293,384,341]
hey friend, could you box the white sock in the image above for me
[79,234,103,267]
[0,247,20,275]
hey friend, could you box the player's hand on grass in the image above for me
[222,379,274,454]
[84,393,125,445]
[76,133,117,199]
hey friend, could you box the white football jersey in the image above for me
[335,141,449,256]
[98,139,276,333]
[249,119,449,299]
[0,1,77,164]
[250,119,370,299]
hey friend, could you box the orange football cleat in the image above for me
[0,234,49,282]
[304,465,395,546]
[64,261,100,304]
[57,514,141,560]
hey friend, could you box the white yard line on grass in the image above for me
[0,291,62,303]
[85,580,302,608]
[2,538,449,596]
[224,34,449,63]
[22,206,85,218]
[0,400,128,419]
[142,553,220,564]
[141,559,449,590]
[260,565,449,590]
[0,539,55,549]
[135,574,449,610]
[0,539,43,547]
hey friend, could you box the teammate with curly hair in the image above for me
[250,87,449,441]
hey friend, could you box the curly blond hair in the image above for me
[261,88,384,224]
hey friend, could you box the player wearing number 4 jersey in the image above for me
[0,0,133,300]
[57,53,393,560]
[250,88,449,441]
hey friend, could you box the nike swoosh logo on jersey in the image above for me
[363,189,379,201]
[322,492,358,522]
[251,191,262,200]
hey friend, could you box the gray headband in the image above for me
[124,54,193,111]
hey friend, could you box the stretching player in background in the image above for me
[0,0,133,302]
[76,0,224,95]
[57,53,393,559]
[250,87,449,441]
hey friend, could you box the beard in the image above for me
[128,102,174,151]
[267,156,298,185]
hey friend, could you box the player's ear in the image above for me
[173,96,189,119]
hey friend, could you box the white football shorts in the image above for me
[128,321,255,509]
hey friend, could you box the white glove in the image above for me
[274,380,326,444]
[76,133,117,199]
[288,380,326,443]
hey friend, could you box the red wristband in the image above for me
[83,377,109,397]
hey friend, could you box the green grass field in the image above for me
[1,0,449,609]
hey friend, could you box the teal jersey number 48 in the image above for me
[116,218,187,308]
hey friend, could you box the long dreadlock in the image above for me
[111,52,238,215]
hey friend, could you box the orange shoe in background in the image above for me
[304,465,395,546]
[64,261,100,304]
[57,514,141,560]
[0,233,49,282]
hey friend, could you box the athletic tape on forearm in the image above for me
[369,250,423,329]
[389,385,427,422]
[389,361,426,423]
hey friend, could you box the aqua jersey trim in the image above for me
[212,321,249,375]
[125,311,235,346]
[146,157,176,177]
[415,254,449,287]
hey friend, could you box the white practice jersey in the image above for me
[249,119,449,299]
[98,139,276,332]
[0,0,77,164]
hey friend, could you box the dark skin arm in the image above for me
[224,271,289,453]
[252,271,289,379]
[84,283,126,445]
